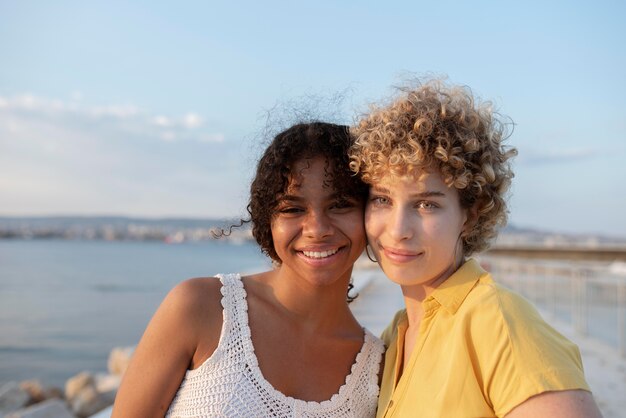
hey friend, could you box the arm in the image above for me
[111,278,222,418]
[505,390,602,418]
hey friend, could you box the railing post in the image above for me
[573,270,588,336]
[617,278,626,358]
[579,270,589,335]
[548,272,556,319]
[571,271,579,333]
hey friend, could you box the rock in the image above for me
[107,347,134,376]
[93,374,120,395]
[4,398,74,418]
[17,380,45,405]
[45,388,63,402]
[65,372,94,401]
[68,385,111,418]
[0,382,30,415]
[64,372,116,418]
[19,380,63,404]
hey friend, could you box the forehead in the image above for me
[373,169,448,191]
[286,157,332,190]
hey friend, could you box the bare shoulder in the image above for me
[505,390,602,418]
[167,276,224,318]
[167,277,225,360]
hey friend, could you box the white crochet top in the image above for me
[165,273,384,418]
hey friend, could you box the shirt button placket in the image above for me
[385,399,395,416]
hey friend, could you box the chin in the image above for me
[379,264,423,285]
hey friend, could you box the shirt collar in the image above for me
[429,258,487,315]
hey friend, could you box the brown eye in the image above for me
[278,207,303,214]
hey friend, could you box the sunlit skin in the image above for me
[271,157,366,291]
[365,170,468,301]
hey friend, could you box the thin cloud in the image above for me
[182,113,203,129]
[0,93,244,218]
[153,115,172,127]
[518,147,597,165]
[0,93,221,143]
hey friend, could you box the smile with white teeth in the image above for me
[301,248,339,259]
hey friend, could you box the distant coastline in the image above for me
[0,215,252,243]
[1,215,625,249]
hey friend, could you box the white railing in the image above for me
[479,256,626,358]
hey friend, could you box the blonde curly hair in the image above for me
[349,79,517,255]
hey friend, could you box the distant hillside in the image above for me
[0,215,241,229]
[497,223,626,247]
[0,216,251,242]
[0,215,624,245]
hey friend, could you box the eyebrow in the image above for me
[371,186,446,198]
[280,192,355,202]
[280,194,303,202]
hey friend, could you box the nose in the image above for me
[387,207,413,241]
[302,209,334,238]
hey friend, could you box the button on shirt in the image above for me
[376,259,590,418]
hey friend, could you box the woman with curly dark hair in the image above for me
[350,79,601,418]
[113,122,384,417]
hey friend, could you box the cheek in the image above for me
[364,206,378,232]
[270,219,290,242]
[343,212,366,243]
[364,212,384,246]
[429,220,453,236]
[428,217,463,245]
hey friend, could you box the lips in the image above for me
[380,244,422,263]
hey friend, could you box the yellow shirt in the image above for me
[377,259,590,418]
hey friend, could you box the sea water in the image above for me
[0,239,270,386]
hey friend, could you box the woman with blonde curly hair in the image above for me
[350,79,601,418]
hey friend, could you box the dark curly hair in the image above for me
[249,122,368,262]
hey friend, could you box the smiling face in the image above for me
[365,170,468,291]
[271,157,366,288]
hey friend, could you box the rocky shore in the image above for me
[0,347,134,418]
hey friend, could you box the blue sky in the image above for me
[1,0,625,238]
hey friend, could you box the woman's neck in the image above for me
[251,268,357,334]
